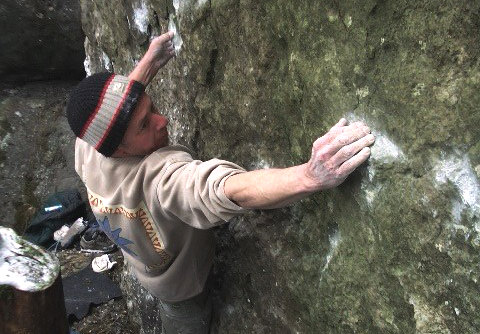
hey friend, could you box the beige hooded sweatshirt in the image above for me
[75,138,246,301]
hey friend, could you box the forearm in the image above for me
[128,53,159,86]
[224,164,316,209]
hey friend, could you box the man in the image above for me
[67,31,375,333]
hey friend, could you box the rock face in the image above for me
[0,0,85,82]
[0,82,83,232]
[80,0,480,332]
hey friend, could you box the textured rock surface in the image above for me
[0,0,85,82]
[81,0,480,332]
[0,226,60,291]
[0,82,83,233]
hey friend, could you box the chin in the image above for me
[152,138,169,153]
[159,133,169,148]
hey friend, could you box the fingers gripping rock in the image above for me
[148,31,176,68]
[305,118,375,191]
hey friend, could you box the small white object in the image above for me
[92,254,117,273]
[60,218,87,247]
[53,225,70,242]
[44,204,63,212]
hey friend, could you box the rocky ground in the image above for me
[0,81,83,233]
[57,247,139,334]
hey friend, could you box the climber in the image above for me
[66,31,375,333]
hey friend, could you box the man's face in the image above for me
[114,93,169,157]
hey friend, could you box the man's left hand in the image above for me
[146,32,176,70]
[128,31,175,85]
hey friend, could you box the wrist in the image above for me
[142,50,157,70]
[129,52,158,86]
[297,163,320,193]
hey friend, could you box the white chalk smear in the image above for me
[434,154,480,209]
[102,51,112,72]
[173,0,180,12]
[252,158,271,170]
[84,54,92,76]
[433,153,480,237]
[133,1,149,34]
[320,229,341,279]
[370,133,405,163]
[196,0,208,8]
[168,14,183,55]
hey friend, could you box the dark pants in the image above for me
[159,281,212,334]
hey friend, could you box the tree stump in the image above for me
[0,227,68,334]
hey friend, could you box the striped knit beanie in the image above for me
[66,72,145,157]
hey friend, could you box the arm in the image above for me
[128,31,175,85]
[156,153,247,229]
[224,118,375,209]
[223,164,313,209]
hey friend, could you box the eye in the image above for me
[140,117,149,130]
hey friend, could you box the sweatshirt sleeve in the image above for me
[155,157,248,229]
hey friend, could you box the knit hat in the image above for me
[66,72,145,157]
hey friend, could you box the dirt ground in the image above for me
[56,248,140,334]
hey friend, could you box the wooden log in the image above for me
[0,227,69,334]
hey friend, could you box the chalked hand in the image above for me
[129,31,176,85]
[224,118,375,209]
[304,118,375,190]
[147,31,176,69]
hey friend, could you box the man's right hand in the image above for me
[303,118,375,191]
[225,118,374,209]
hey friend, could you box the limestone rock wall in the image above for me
[0,0,85,82]
[80,0,480,332]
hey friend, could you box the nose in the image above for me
[153,114,168,130]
